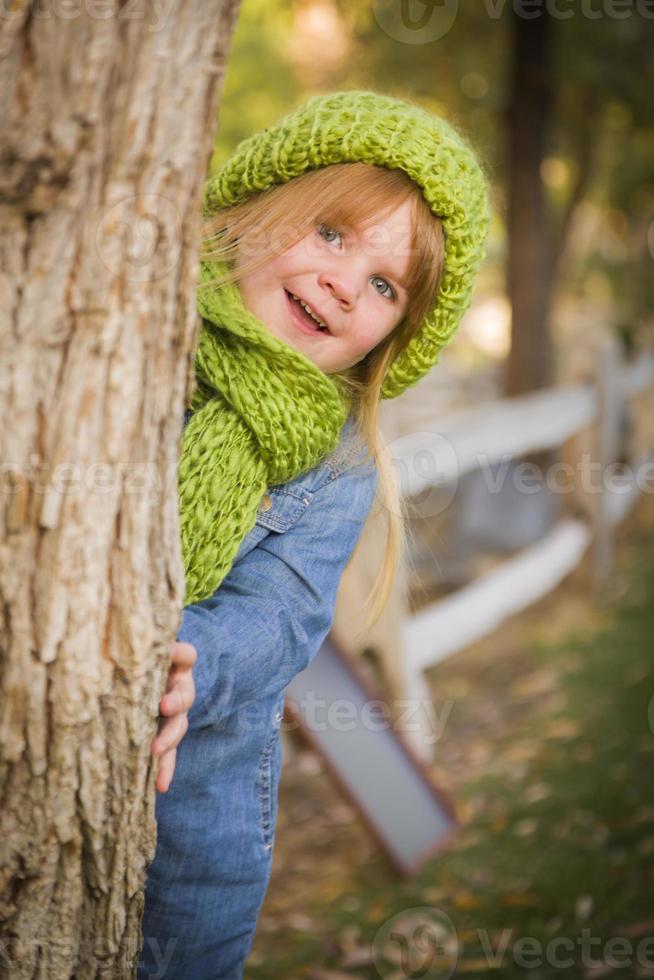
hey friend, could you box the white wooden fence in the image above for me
[334,342,654,760]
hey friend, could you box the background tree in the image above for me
[0,4,240,977]
[505,10,555,394]
[505,8,654,394]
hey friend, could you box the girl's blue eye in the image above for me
[370,276,395,301]
[317,223,342,247]
[317,225,396,301]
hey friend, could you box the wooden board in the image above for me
[285,634,458,877]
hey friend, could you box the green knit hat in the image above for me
[203,90,491,400]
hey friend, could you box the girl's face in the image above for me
[235,198,414,374]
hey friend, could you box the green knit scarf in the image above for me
[178,258,351,606]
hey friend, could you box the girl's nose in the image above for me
[317,267,360,309]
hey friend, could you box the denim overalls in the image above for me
[138,414,378,979]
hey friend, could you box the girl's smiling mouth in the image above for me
[284,290,331,336]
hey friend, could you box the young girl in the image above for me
[139,90,490,979]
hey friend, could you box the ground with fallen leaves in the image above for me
[246,493,654,980]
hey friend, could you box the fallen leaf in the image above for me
[444,677,470,698]
[339,946,374,969]
[457,957,506,971]
[451,892,483,910]
[544,718,581,740]
[575,894,594,921]
[306,971,359,980]
[509,667,560,699]
[524,782,552,803]
[620,806,654,827]
[513,818,538,837]
[504,739,541,763]
[421,886,450,903]
[583,962,615,978]
[287,913,318,931]
[621,918,654,938]
[499,893,539,908]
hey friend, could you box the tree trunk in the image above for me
[0,4,240,977]
[505,9,555,396]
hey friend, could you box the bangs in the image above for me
[309,163,416,236]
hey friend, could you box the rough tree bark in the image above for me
[0,3,240,977]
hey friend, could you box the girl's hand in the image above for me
[152,640,197,793]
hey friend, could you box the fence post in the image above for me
[593,336,622,588]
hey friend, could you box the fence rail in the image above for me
[386,343,654,759]
[391,350,654,491]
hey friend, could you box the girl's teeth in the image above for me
[290,293,328,331]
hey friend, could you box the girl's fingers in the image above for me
[152,641,196,793]
[155,747,177,794]
[160,641,196,711]
[152,713,189,756]
[170,641,197,670]
[159,689,182,715]
[160,672,195,716]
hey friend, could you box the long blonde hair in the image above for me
[199,162,445,629]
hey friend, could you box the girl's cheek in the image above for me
[357,323,390,357]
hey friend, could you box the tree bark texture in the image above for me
[505,9,555,396]
[0,3,240,976]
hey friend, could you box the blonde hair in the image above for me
[199,163,445,629]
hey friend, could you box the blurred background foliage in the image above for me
[209,0,653,383]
